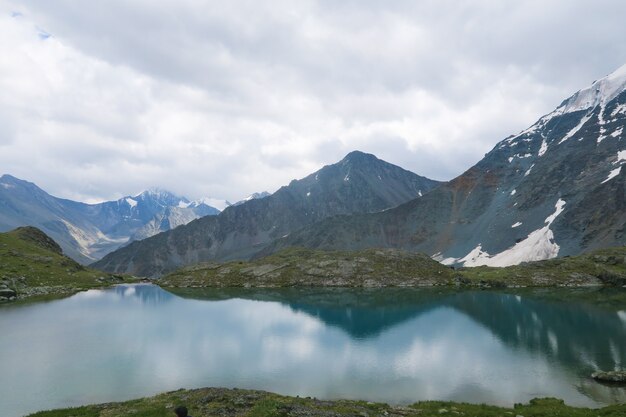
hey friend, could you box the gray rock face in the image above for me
[0,178,220,263]
[264,64,626,266]
[93,151,441,277]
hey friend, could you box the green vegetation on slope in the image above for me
[459,246,626,287]
[27,387,626,417]
[0,226,133,302]
[160,246,626,288]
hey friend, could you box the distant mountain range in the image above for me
[0,175,221,263]
[95,63,626,277]
[93,151,441,276]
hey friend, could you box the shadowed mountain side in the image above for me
[93,151,441,277]
[260,161,530,257]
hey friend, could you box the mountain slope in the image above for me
[93,151,441,277]
[263,64,626,264]
[0,176,220,263]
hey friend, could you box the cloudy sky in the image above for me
[2,1,626,203]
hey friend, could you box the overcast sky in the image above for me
[1,1,626,203]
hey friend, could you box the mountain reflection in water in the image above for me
[1,285,625,417]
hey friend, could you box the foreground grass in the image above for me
[0,227,135,302]
[160,246,626,289]
[27,387,626,417]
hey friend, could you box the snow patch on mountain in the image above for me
[524,164,534,176]
[445,199,566,267]
[617,150,626,163]
[601,167,622,184]
[559,114,592,144]
[611,127,623,138]
[512,222,522,228]
[538,139,548,156]
[508,153,532,163]
[125,197,138,209]
[612,104,626,117]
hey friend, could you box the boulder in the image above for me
[0,288,16,298]
[592,370,626,383]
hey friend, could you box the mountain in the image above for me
[0,177,220,263]
[93,151,442,276]
[262,64,626,265]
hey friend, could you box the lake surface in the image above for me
[1,285,625,417]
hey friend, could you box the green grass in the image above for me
[0,226,136,302]
[26,388,626,417]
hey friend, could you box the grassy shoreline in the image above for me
[26,387,626,417]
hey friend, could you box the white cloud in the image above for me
[1,0,626,202]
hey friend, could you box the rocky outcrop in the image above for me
[160,248,456,288]
[592,370,626,384]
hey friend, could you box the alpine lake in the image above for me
[1,284,625,417]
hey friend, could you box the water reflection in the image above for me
[0,285,624,417]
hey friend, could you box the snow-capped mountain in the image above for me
[262,63,626,266]
[0,177,221,263]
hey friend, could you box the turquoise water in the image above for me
[1,285,625,416]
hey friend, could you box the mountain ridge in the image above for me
[93,150,442,277]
